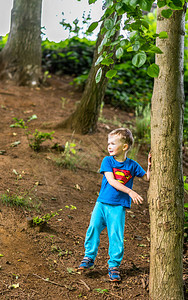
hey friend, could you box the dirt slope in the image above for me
[0,76,187,299]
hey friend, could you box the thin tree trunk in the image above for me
[0,0,42,86]
[57,16,121,134]
[148,6,185,300]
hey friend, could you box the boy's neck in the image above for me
[114,153,127,162]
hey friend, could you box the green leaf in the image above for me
[28,114,37,122]
[123,0,139,8]
[132,52,147,68]
[157,0,167,7]
[168,0,184,10]
[88,0,97,4]
[149,45,163,54]
[116,47,124,59]
[95,55,103,66]
[105,69,117,79]
[141,20,149,29]
[147,64,160,77]
[104,19,114,30]
[95,68,102,83]
[161,9,173,18]
[133,41,141,51]
[139,0,153,11]
[159,31,168,39]
[101,58,114,66]
[87,21,98,33]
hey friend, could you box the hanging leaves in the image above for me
[105,69,117,79]
[147,64,160,78]
[87,21,98,33]
[95,68,102,83]
[132,52,147,68]
[116,47,124,59]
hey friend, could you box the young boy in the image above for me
[78,128,151,281]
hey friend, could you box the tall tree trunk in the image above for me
[57,16,120,134]
[0,0,42,86]
[148,6,185,300]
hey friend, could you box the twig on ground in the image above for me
[33,273,65,288]
[109,291,123,299]
[79,279,90,291]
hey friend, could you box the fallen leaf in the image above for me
[75,184,81,191]
[9,283,19,289]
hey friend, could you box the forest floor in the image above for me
[0,75,187,300]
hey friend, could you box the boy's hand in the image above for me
[148,152,151,169]
[129,190,143,204]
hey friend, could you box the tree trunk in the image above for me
[57,17,120,134]
[0,0,42,86]
[148,6,185,300]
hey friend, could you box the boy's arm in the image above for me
[142,152,151,182]
[104,172,143,204]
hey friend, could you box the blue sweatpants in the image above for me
[84,202,126,268]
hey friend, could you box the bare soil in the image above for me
[0,76,187,300]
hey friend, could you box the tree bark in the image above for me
[57,16,120,134]
[148,6,185,300]
[0,0,42,86]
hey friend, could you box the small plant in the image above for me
[27,130,54,151]
[10,115,37,130]
[10,116,54,151]
[94,288,109,294]
[32,209,62,226]
[0,189,40,210]
[61,97,69,109]
[10,118,27,129]
[42,70,51,84]
[65,204,77,210]
[55,141,78,169]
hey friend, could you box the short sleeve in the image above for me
[100,157,113,174]
[134,161,146,178]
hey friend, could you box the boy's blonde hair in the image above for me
[108,128,134,150]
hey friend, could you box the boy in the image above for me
[78,128,151,281]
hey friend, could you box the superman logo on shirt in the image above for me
[113,168,132,185]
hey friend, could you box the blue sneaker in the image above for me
[108,267,121,282]
[78,257,94,270]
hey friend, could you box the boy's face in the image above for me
[108,135,128,157]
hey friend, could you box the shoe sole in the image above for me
[78,265,94,270]
[109,278,121,282]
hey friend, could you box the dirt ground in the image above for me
[0,76,187,300]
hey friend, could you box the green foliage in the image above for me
[10,115,54,151]
[32,210,62,226]
[88,0,185,81]
[55,141,78,170]
[134,105,151,145]
[10,115,37,129]
[10,118,28,129]
[27,130,54,151]
[0,34,8,51]
[42,37,95,76]
[94,288,109,294]
[0,189,40,210]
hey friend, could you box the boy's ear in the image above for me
[123,144,128,151]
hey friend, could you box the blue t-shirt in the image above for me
[97,156,146,208]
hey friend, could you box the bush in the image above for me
[42,37,95,76]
